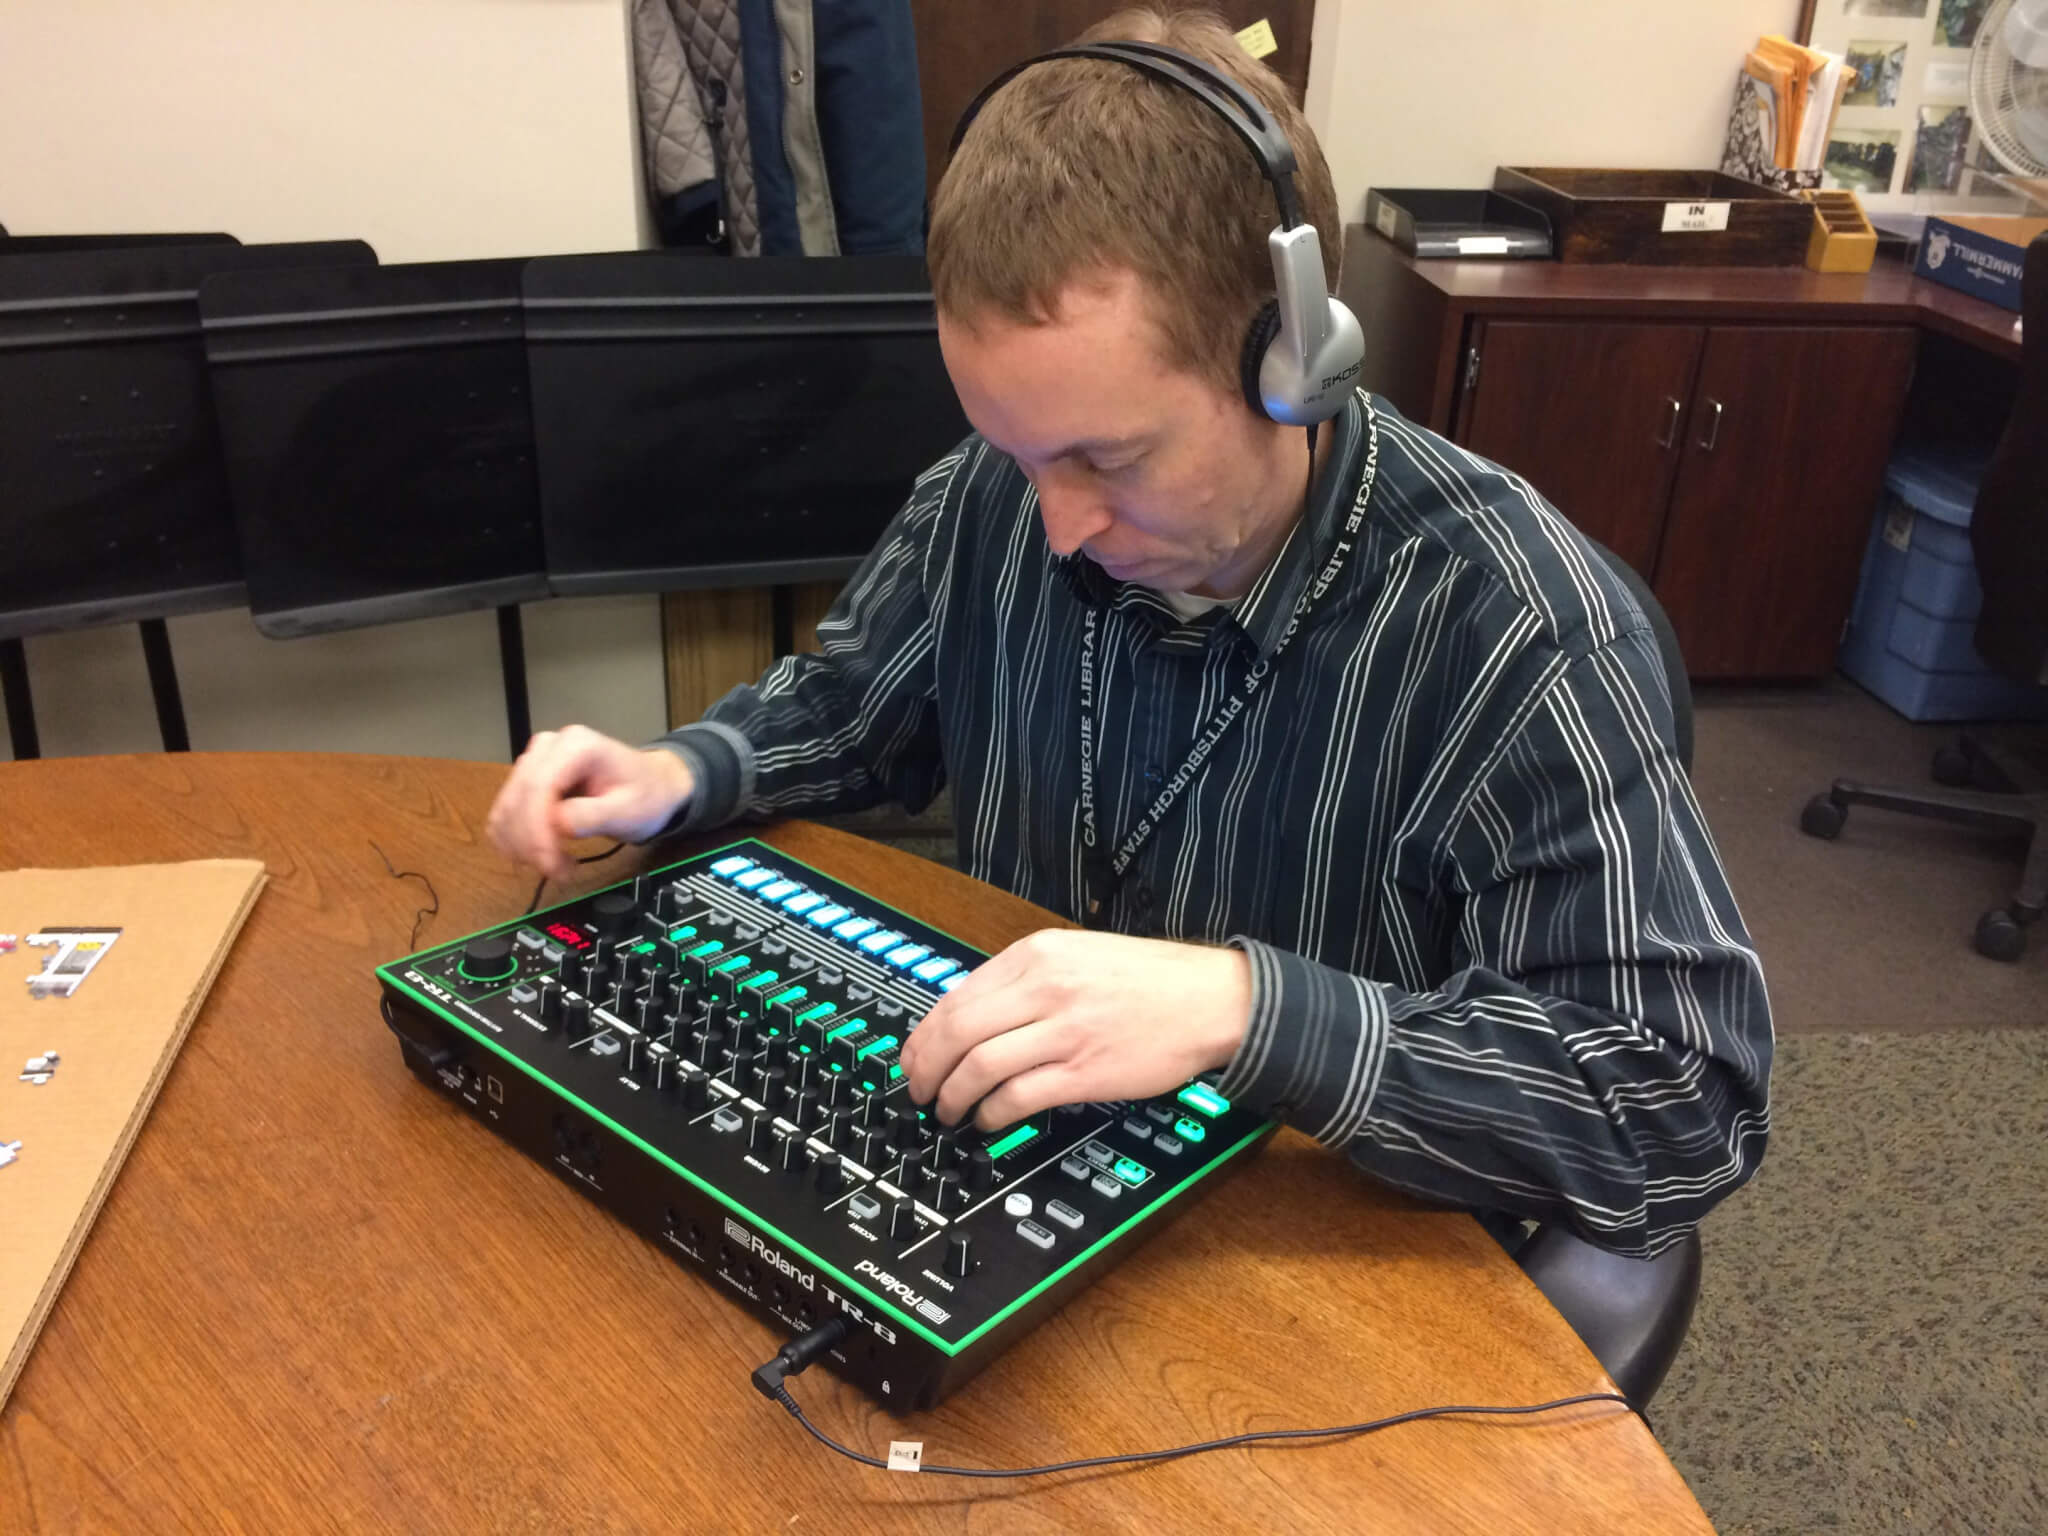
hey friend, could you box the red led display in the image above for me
[546,922,591,950]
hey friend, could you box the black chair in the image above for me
[1799,232,2048,961]
[1499,535,1704,1417]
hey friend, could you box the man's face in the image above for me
[938,271,1289,597]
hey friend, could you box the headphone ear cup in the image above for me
[1239,300,1283,418]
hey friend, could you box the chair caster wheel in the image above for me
[1973,909,2027,963]
[1931,743,1974,788]
[1800,794,1847,840]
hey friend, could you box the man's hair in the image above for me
[927,6,1340,400]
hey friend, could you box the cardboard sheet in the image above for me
[0,859,266,1409]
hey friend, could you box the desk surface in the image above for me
[0,753,1711,1534]
[1346,228,2024,365]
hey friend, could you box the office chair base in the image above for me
[1801,775,2047,962]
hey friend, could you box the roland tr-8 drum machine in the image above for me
[376,839,1273,1410]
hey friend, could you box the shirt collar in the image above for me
[1051,391,1370,659]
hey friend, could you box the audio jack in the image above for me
[751,1325,1632,1479]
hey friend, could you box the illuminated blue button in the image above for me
[883,943,930,968]
[735,868,776,889]
[938,973,969,993]
[781,892,824,915]
[807,904,850,926]
[858,929,905,954]
[911,956,959,983]
[759,879,800,900]
[833,917,878,941]
[710,855,753,877]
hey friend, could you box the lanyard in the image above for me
[1076,402,1380,918]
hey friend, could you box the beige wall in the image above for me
[1305,0,1801,223]
[0,0,666,762]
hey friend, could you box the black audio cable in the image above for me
[751,1321,1631,1479]
[524,840,629,916]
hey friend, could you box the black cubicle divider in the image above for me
[198,257,545,758]
[0,236,372,759]
[199,258,547,636]
[0,238,376,642]
[522,253,969,594]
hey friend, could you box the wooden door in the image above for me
[1455,320,1705,579]
[908,2,1316,201]
[1653,325,1918,678]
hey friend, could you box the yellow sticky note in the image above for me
[1235,18,1277,59]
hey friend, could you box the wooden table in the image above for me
[0,753,1712,1534]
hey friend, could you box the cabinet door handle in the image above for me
[1698,397,1724,452]
[1655,395,1682,449]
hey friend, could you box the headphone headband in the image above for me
[947,42,1303,230]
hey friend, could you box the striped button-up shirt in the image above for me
[660,392,1773,1257]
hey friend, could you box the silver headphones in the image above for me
[949,40,1365,428]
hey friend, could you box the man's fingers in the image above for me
[932,1018,1066,1126]
[974,1061,1081,1131]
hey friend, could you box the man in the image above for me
[488,9,1772,1259]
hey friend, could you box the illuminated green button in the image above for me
[888,1064,903,1080]
[985,1124,1039,1160]
[687,940,725,959]
[855,1033,899,1060]
[766,984,807,1008]
[667,924,699,942]
[630,940,657,954]
[795,1002,837,1026]
[824,1018,868,1042]
[740,970,781,993]
[1177,1082,1230,1118]
[712,954,752,975]
[1174,1116,1207,1144]
[1112,1156,1150,1187]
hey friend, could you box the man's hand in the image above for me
[898,930,1251,1130]
[486,725,695,880]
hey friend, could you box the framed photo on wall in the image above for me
[1798,0,2017,212]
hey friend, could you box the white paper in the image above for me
[1923,59,1970,99]
[1662,201,1732,233]
[887,1440,924,1473]
[1457,236,1512,255]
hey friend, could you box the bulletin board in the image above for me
[1803,0,2021,212]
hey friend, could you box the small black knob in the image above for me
[899,1147,928,1192]
[813,1150,844,1195]
[459,935,518,983]
[561,996,591,1036]
[857,1093,890,1130]
[537,978,564,1027]
[890,1108,925,1152]
[820,1071,852,1107]
[591,935,619,968]
[854,1128,887,1168]
[744,1113,769,1152]
[826,1109,854,1149]
[679,1072,709,1111]
[753,1065,788,1109]
[888,1199,917,1238]
[789,1089,820,1130]
[945,1232,973,1279]
[590,890,635,938]
[964,1146,995,1192]
[779,1133,808,1175]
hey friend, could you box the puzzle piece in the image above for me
[21,1050,59,1085]
[0,934,17,953]
[25,927,122,999]
[0,1140,20,1169]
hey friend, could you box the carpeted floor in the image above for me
[825,674,2048,1532]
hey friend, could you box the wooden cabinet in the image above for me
[1340,230,2021,679]
[1456,320,1703,580]
[1655,325,1915,676]
[1454,317,1914,674]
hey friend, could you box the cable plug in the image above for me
[752,1316,852,1403]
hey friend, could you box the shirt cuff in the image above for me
[1214,937,1392,1147]
[645,720,756,838]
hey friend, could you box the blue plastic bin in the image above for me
[1837,444,2048,722]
